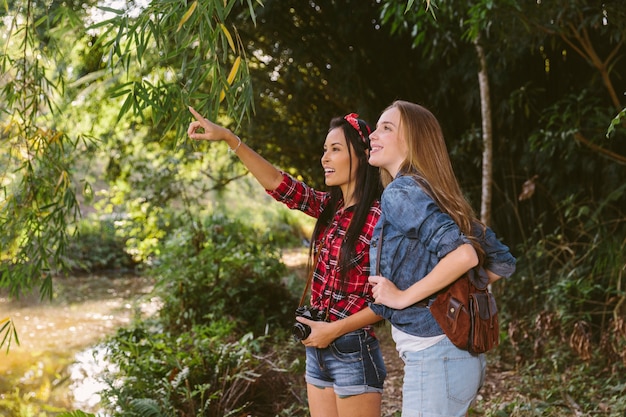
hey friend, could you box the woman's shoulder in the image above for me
[384,175,430,202]
[381,176,435,219]
[389,174,415,187]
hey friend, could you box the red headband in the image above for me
[344,113,370,144]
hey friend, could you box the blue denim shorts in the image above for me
[305,329,386,398]
[400,336,486,417]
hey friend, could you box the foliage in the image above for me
[100,314,306,416]
[64,217,136,273]
[45,207,303,417]
[499,186,626,343]
[91,210,309,416]
[0,356,76,416]
[152,213,299,335]
[607,107,626,138]
[58,412,96,417]
[0,316,19,354]
[0,0,259,304]
[488,186,626,415]
[1,2,87,300]
[91,0,257,137]
[1,0,625,414]
[478,334,626,416]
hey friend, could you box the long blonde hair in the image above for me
[380,100,485,261]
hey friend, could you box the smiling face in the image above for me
[321,127,360,203]
[368,106,408,178]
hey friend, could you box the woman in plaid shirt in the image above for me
[188,107,387,417]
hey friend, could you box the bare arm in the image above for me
[486,269,502,284]
[187,106,284,191]
[297,307,383,348]
[369,243,478,310]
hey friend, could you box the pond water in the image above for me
[0,274,158,414]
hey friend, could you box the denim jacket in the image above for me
[369,175,517,337]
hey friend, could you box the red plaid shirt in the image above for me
[268,173,381,332]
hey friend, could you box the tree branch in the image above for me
[573,132,626,165]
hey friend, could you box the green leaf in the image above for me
[606,107,626,138]
[97,5,125,15]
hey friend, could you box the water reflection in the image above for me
[0,274,156,413]
[69,345,115,415]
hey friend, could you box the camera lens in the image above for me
[292,322,311,341]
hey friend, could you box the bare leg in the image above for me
[336,392,382,417]
[307,384,382,417]
[307,384,339,417]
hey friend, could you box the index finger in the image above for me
[188,106,205,123]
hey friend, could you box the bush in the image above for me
[95,213,309,416]
[153,213,300,336]
[490,189,626,415]
[100,321,307,417]
[65,217,136,273]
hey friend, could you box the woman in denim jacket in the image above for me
[367,100,516,417]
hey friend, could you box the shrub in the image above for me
[65,217,136,273]
[97,213,310,416]
[153,213,299,336]
[100,321,307,417]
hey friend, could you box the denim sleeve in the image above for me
[477,225,516,278]
[369,300,392,320]
[382,177,469,258]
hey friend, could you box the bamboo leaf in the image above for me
[177,1,198,32]
[12,323,19,346]
[219,56,241,103]
[227,56,241,85]
[220,23,236,52]
[117,90,134,122]
[97,6,125,15]
[246,0,258,25]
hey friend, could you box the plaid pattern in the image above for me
[268,172,381,327]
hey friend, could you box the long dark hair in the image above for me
[310,115,382,281]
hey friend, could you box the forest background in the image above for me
[1,0,625,415]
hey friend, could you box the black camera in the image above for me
[293,306,326,341]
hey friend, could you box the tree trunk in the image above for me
[475,36,493,226]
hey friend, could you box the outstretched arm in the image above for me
[187,106,284,191]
